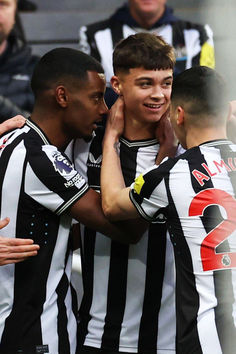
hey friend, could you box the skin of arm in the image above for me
[100,98,141,221]
[0,217,40,266]
[69,187,146,244]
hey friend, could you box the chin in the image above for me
[81,130,95,142]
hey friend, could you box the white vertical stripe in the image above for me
[156,24,173,45]
[195,275,222,354]
[119,235,148,351]
[183,29,201,69]
[65,252,77,354]
[84,234,111,348]
[156,232,176,350]
[95,29,114,84]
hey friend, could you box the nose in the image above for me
[150,85,164,100]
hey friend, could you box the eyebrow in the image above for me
[135,75,173,83]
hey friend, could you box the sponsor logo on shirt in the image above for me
[87,152,102,168]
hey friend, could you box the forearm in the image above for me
[101,131,127,218]
[69,189,142,244]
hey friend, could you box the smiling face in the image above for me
[112,67,172,126]
[63,71,108,140]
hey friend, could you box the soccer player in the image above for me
[0,48,142,354]
[73,33,178,354]
[101,66,236,353]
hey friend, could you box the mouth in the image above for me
[143,103,165,111]
[92,118,102,130]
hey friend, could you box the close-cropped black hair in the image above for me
[113,33,175,74]
[171,66,228,117]
[31,47,104,97]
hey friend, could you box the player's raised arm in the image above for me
[100,98,139,221]
[0,217,40,265]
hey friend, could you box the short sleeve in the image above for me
[24,144,89,215]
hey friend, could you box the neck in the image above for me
[0,40,7,55]
[31,110,71,151]
[123,112,156,140]
[129,6,165,29]
[186,125,227,149]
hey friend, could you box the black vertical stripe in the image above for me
[138,222,167,353]
[101,241,129,350]
[165,151,203,354]
[77,229,96,349]
[56,273,70,354]
[101,142,137,349]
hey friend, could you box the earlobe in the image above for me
[56,86,68,107]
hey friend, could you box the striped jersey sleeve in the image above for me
[23,135,89,216]
[130,158,176,222]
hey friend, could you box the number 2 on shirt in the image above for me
[189,189,236,271]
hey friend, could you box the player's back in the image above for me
[166,140,236,354]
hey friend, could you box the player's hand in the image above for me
[0,115,26,135]
[105,97,125,139]
[0,217,40,266]
[155,110,178,164]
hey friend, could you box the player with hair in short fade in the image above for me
[101,65,236,354]
[74,33,178,354]
[0,47,142,354]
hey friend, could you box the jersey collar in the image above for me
[26,118,51,145]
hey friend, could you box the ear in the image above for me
[176,106,185,126]
[110,76,123,96]
[55,86,68,108]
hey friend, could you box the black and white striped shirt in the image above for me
[130,140,236,354]
[0,120,89,354]
[72,128,176,353]
[78,5,215,84]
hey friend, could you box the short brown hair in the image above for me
[113,33,175,75]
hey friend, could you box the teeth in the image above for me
[145,104,161,108]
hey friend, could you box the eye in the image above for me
[163,81,172,87]
[139,82,151,88]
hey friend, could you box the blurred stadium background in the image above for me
[21,0,236,99]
